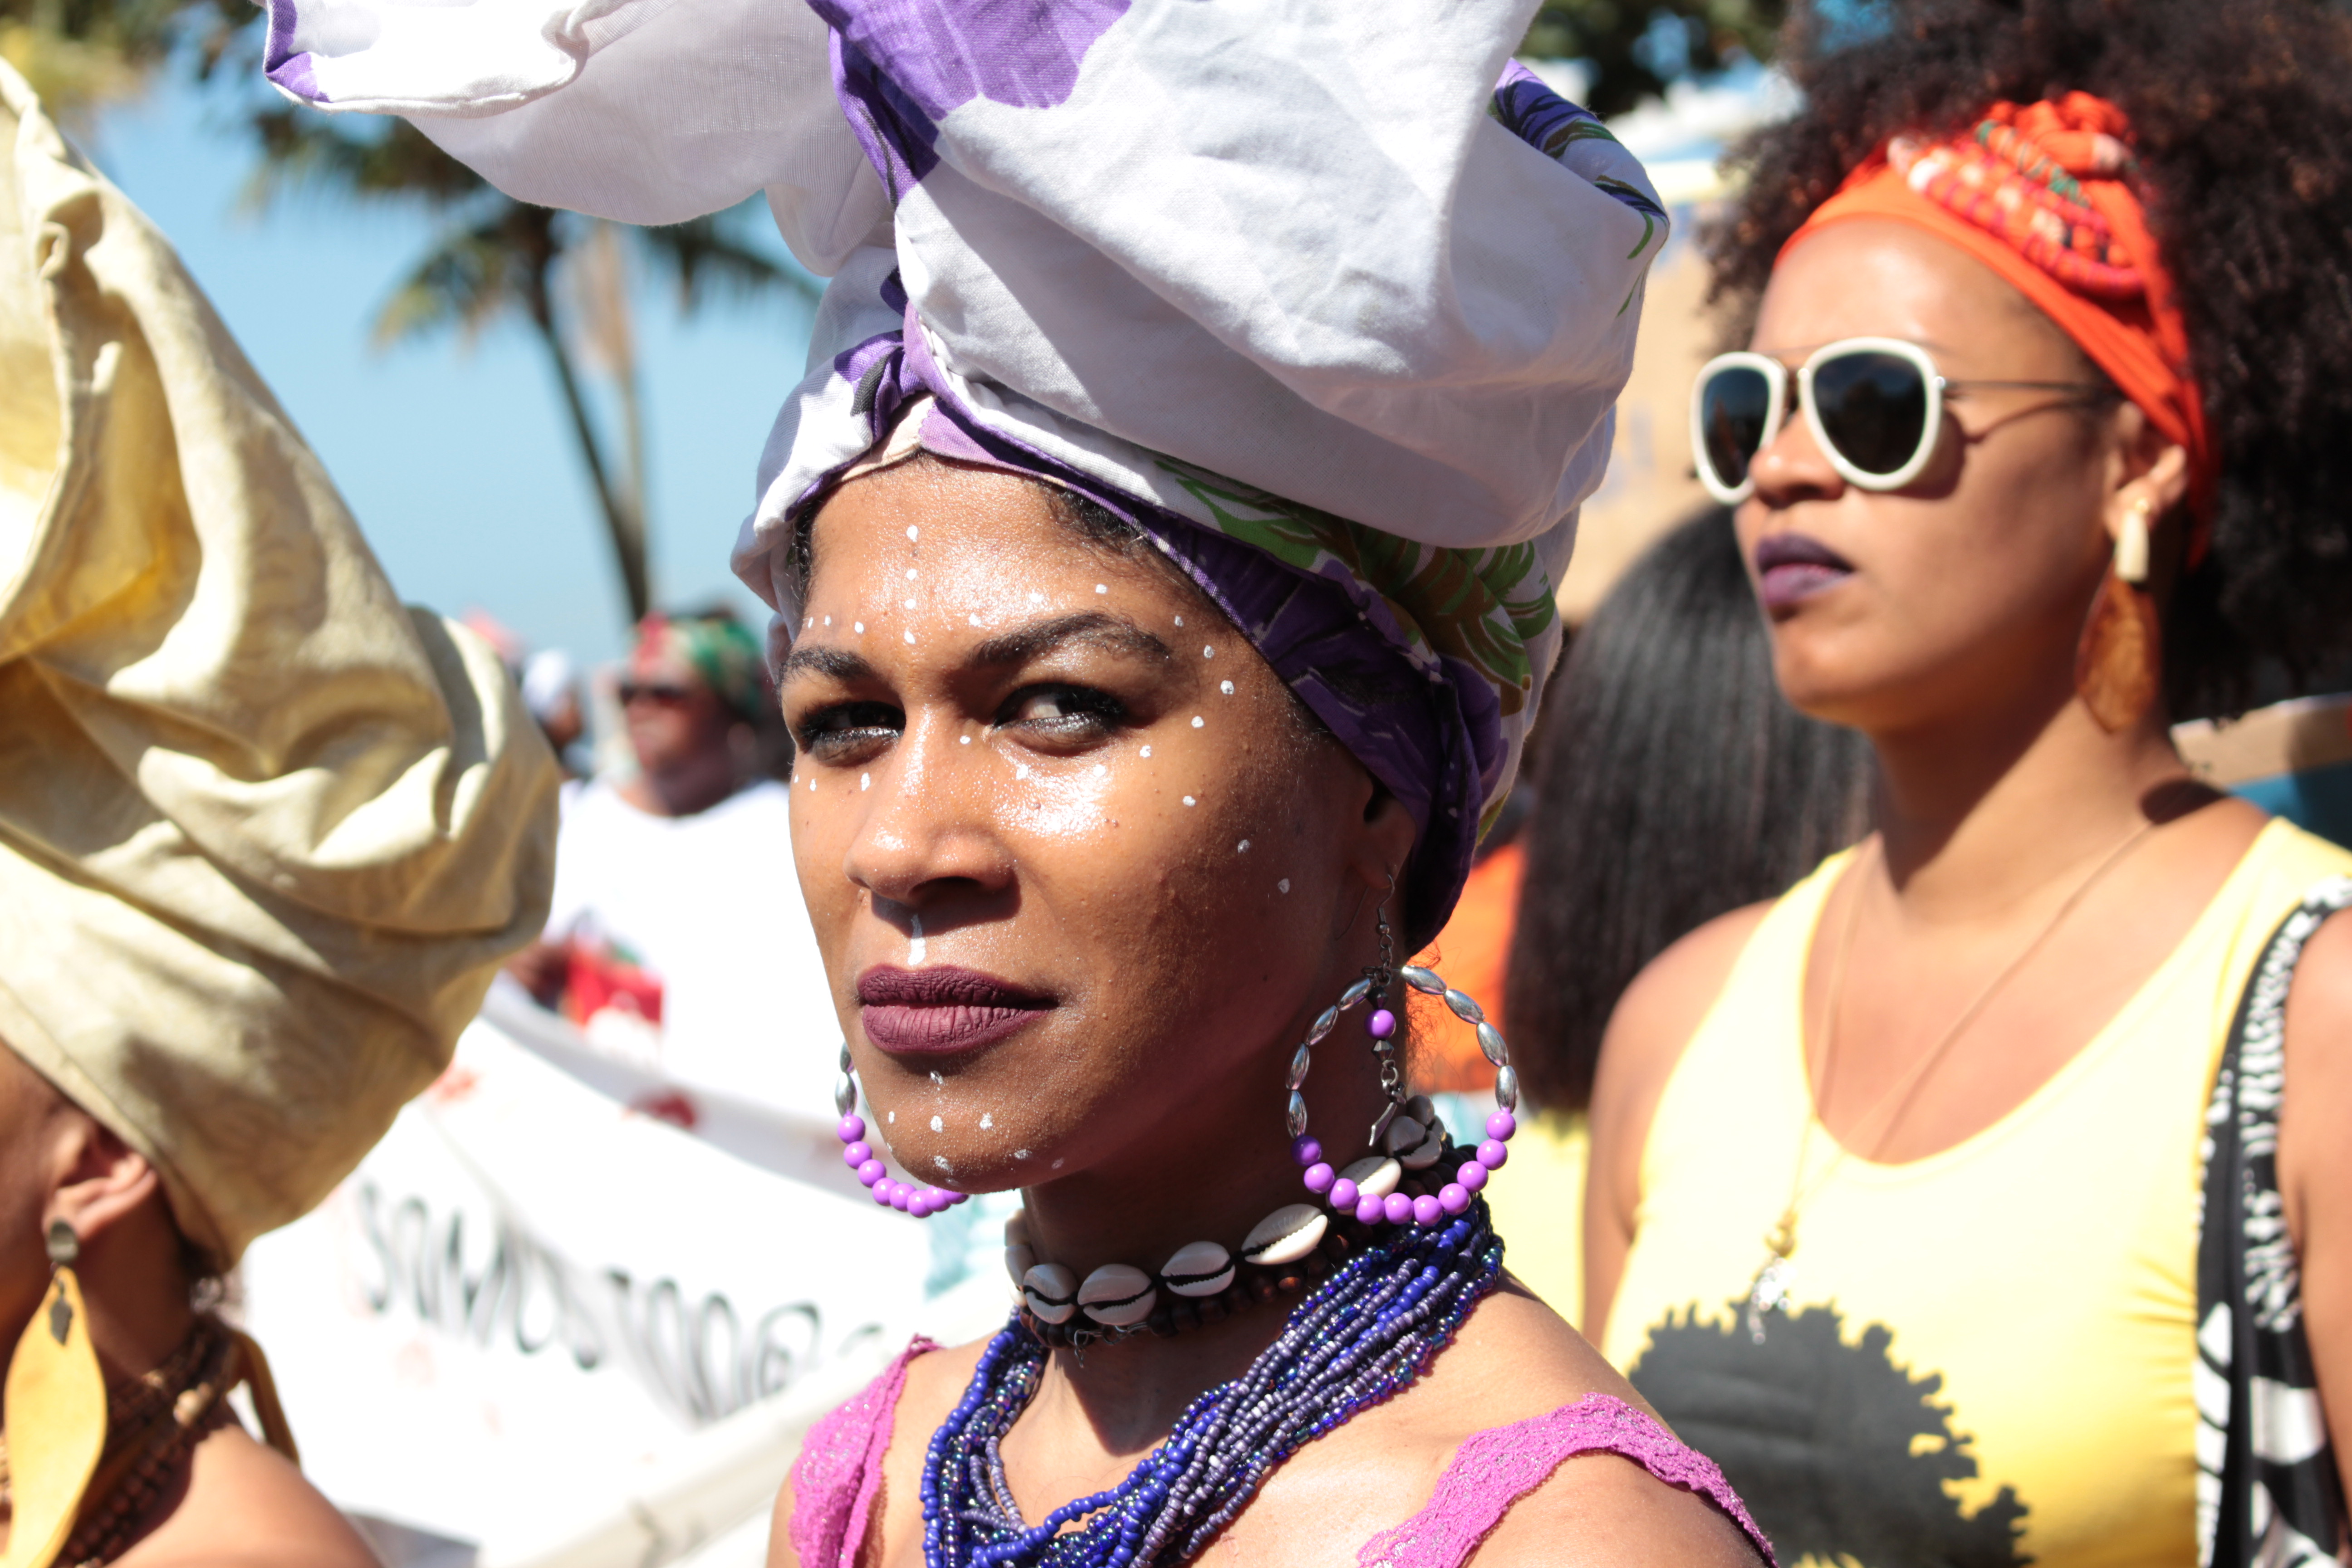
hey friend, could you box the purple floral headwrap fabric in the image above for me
[253,0,1666,943]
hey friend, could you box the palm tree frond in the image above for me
[372,217,533,348]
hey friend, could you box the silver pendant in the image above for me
[1744,1254,1793,1345]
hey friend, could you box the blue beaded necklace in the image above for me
[918,1198,1503,1568]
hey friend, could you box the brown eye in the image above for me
[997,685,1125,742]
[794,701,901,761]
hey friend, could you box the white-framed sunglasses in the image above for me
[1690,336,2112,505]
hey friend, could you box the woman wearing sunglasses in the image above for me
[1585,2,2352,1564]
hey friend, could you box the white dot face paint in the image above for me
[1191,716,1205,729]
[854,621,865,633]
[933,1155,951,1171]
[906,568,918,580]
[1093,764,1107,778]
[904,630,916,644]
[1203,645,1215,659]
[1237,840,1251,853]
[960,735,971,745]
[1139,745,1152,758]
[1220,681,1235,696]
[861,773,872,791]
[930,1115,944,1132]
[1014,1148,1031,1161]
[1015,763,1032,781]
[930,1069,944,1087]
[1279,879,1292,893]
[980,1112,994,1130]
[824,616,833,627]
[1095,583,1108,595]
[909,914,926,965]
[904,598,917,609]
[969,613,983,627]
[1028,592,1044,605]
[1174,616,1185,627]
[888,1111,896,1125]
[906,525,919,541]
[1182,795,1197,807]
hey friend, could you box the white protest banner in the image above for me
[238,982,1010,1562]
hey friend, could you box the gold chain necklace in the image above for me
[1744,819,2161,1343]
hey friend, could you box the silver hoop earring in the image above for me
[1281,894,1519,1230]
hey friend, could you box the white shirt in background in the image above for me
[543,779,839,1116]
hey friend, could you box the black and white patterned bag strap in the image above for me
[2196,875,2352,1568]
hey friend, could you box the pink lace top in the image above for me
[786,1341,1774,1568]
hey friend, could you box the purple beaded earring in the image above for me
[1284,905,1519,1230]
[833,1040,970,1219]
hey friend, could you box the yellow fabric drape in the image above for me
[0,60,559,1266]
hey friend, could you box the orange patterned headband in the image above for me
[1785,92,2216,557]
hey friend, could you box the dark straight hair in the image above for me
[1504,508,1873,1113]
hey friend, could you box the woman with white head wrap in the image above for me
[0,62,558,1568]
[251,2,1772,1562]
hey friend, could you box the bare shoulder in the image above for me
[1421,1290,1761,1564]
[2282,900,2352,1202]
[2284,896,2352,1042]
[1586,900,1774,1201]
[896,1333,990,1430]
[1251,1288,1759,1564]
[122,1425,374,1568]
[1474,1445,1764,1568]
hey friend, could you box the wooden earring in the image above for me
[2074,499,2162,733]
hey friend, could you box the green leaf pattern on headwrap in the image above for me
[1157,462,1558,724]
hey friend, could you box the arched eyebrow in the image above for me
[778,644,876,683]
[777,612,1175,684]
[968,612,1173,668]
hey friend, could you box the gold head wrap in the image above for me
[0,61,559,1267]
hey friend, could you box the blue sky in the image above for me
[84,77,820,669]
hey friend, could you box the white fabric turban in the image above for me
[0,61,561,1266]
[252,0,1666,942]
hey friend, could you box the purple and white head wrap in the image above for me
[259,0,1666,943]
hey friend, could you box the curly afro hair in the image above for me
[1709,0,2352,719]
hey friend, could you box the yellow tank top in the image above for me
[1602,818,2352,1568]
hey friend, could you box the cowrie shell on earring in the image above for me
[1399,1130,1446,1170]
[1338,1156,1401,1200]
[1381,1116,1427,1155]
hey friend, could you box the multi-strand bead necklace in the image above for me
[920,1196,1504,1567]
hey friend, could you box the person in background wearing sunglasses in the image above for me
[1581,2,2352,1565]
[516,613,840,1115]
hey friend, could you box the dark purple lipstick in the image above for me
[857,965,1053,1055]
[1754,531,1856,610]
